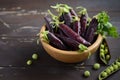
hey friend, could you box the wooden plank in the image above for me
[0,66,120,80]
[0,0,120,80]
[0,0,120,11]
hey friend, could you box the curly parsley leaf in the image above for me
[95,11,119,38]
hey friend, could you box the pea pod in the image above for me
[51,4,72,27]
[44,16,54,33]
[84,18,98,43]
[99,39,111,65]
[99,57,120,80]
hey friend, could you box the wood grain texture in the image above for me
[0,0,120,80]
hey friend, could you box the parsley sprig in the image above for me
[95,11,119,38]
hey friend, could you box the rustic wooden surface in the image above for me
[0,0,120,80]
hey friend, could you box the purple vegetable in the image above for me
[70,9,81,35]
[62,12,72,27]
[84,18,98,43]
[72,21,81,35]
[80,15,87,36]
[59,24,91,46]
[44,16,54,33]
[59,13,64,22]
[51,4,73,27]
[57,28,67,36]
[56,34,80,50]
[69,9,78,16]
[47,31,66,50]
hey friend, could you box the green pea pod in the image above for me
[99,57,120,80]
[99,39,111,65]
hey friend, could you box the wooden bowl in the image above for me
[40,26,103,63]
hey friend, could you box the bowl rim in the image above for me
[40,25,103,55]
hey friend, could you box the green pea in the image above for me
[100,49,104,53]
[106,55,110,60]
[101,44,104,49]
[101,72,107,78]
[104,48,108,54]
[106,68,111,74]
[27,60,32,65]
[84,70,90,77]
[101,52,104,55]
[116,62,120,67]
[32,53,38,60]
[113,65,118,70]
[100,52,105,59]
[109,66,114,72]
[93,63,100,70]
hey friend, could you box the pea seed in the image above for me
[101,72,107,78]
[27,60,32,65]
[32,54,38,60]
[84,70,90,77]
[106,68,111,74]
[113,65,118,70]
[109,66,114,72]
[116,62,120,67]
[100,49,104,53]
[93,63,100,70]
[105,48,108,54]
[106,55,110,60]
[100,52,105,59]
[101,44,104,49]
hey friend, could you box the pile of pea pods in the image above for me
[99,57,120,80]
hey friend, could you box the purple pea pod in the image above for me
[51,4,72,27]
[59,13,64,22]
[69,8,78,16]
[77,7,89,37]
[71,16,81,35]
[47,31,67,50]
[57,28,67,37]
[80,14,87,36]
[84,18,98,43]
[44,16,54,33]
[59,23,91,46]
[56,34,80,50]
[63,12,72,27]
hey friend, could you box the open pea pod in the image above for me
[99,57,120,80]
[99,39,111,65]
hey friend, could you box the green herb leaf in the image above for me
[41,31,49,42]
[95,11,109,24]
[95,11,119,38]
[76,6,87,15]
[48,10,58,20]
[48,10,63,32]
[78,44,88,52]
[51,4,70,14]
[107,26,119,38]
[72,16,80,22]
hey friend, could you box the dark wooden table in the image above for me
[0,0,120,80]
